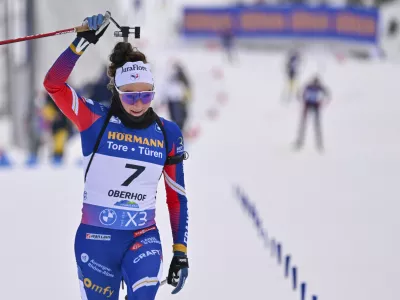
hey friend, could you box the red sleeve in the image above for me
[43,40,101,132]
[163,123,188,254]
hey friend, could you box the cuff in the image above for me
[69,37,90,56]
[173,244,187,254]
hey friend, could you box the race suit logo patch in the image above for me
[134,226,157,238]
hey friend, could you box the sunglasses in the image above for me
[115,86,155,105]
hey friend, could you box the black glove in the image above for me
[167,255,189,294]
[77,13,110,45]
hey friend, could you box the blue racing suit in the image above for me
[44,37,189,299]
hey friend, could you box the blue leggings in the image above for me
[75,223,163,299]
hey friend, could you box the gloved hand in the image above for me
[167,253,189,294]
[77,13,110,45]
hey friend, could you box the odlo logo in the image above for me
[83,278,114,298]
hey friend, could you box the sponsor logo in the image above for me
[122,65,147,73]
[124,211,148,227]
[110,116,121,124]
[99,209,117,226]
[177,137,184,153]
[107,141,128,152]
[114,200,139,209]
[83,191,87,201]
[86,259,114,278]
[86,233,111,241]
[155,123,162,133]
[138,146,163,159]
[140,237,161,245]
[133,249,161,264]
[131,73,140,80]
[81,253,89,263]
[109,190,146,201]
[107,131,164,148]
[134,226,157,238]
[83,277,114,298]
[131,242,144,251]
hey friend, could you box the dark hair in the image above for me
[107,42,147,89]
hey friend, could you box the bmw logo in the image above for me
[99,209,117,226]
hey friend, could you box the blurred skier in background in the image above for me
[42,92,75,164]
[162,61,192,133]
[133,0,143,13]
[0,148,11,167]
[294,75,330,152]
[81,65,113,106]
[284,50,300,102]
[221,25,235,64]
[25,92,46,166]
[133,0,146,23]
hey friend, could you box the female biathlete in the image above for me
[43,14,189,300]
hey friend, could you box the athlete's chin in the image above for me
[129,109,145,117]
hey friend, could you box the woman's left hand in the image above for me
[167,254,189,294]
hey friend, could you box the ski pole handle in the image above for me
[77,11,111,33]
[74,23,90,33]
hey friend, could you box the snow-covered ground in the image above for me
[0,0,399,299]
[1,48,400,299]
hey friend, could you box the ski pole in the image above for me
[0,11,112,46]
[0,24,90,46]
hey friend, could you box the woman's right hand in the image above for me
[77,13,110,45]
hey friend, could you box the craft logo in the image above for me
[133,250,161,264]
[99,209,117,226]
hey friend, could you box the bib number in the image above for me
[122,164,146,186]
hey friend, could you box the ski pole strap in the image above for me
[154,116,188,166]
[84,110,112,182]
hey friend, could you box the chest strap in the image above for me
[84,110,112,182]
